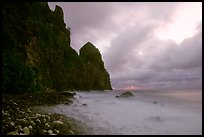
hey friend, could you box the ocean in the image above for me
[37,89,202,135]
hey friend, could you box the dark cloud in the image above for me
[107,24,202,89]
[104,24,154,72]
[48,2,202,90]
[49,2,117,51]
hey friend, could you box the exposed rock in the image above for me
[149,116,162,122]
[153,101,157,104]
[79,42,112,90]
[155,116,161,121]
[115,91,134,98]
[82,103,87,106]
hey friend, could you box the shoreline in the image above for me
[2,91,87,135]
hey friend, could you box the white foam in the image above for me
[39,90,202,135]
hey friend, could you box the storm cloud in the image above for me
[48,2,202,90]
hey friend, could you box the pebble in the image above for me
[18,118,26,123]
[43,118,46,123]
[17,125,23,132]
[13,102,18,106]
[22,127,30,135]
[10,122,15,127]
[35,119,41,124]
[54,129,59,134]
[27,108,32,113]
[42,129,47,134]
[7,130,19,135]
[68,130,74,135]
[48,130,56,135]
[36,114,41,117]
[45,115,50,121]
[19,111,25,115]
[53,120,63,125]
[29,120,35,126]
[28,125,33,131]
[45,123,51,129]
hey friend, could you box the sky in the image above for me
[48,2,202,90]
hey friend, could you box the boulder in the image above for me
[153,101,157,104]
[115,91,134,98]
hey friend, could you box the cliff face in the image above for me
[2,2,112,93]
[79,42,112,90]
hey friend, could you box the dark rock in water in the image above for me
[64,100,73,105]
[82,104,87,106]
[155,116,161,121]
[149,116,162,122]
[61,91,76,97]
[153,101,157,104]
[115,91,134,98]
[115,95,120,98]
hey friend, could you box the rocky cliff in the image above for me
[2,2,112,93]
[79,42,112,90]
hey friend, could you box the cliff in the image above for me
[2,2,112,93]
[79,42,112,90]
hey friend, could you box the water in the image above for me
[37,90,202,135]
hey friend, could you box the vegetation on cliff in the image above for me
[2,2,112,94]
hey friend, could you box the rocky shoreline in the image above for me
[2,91,87,135]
